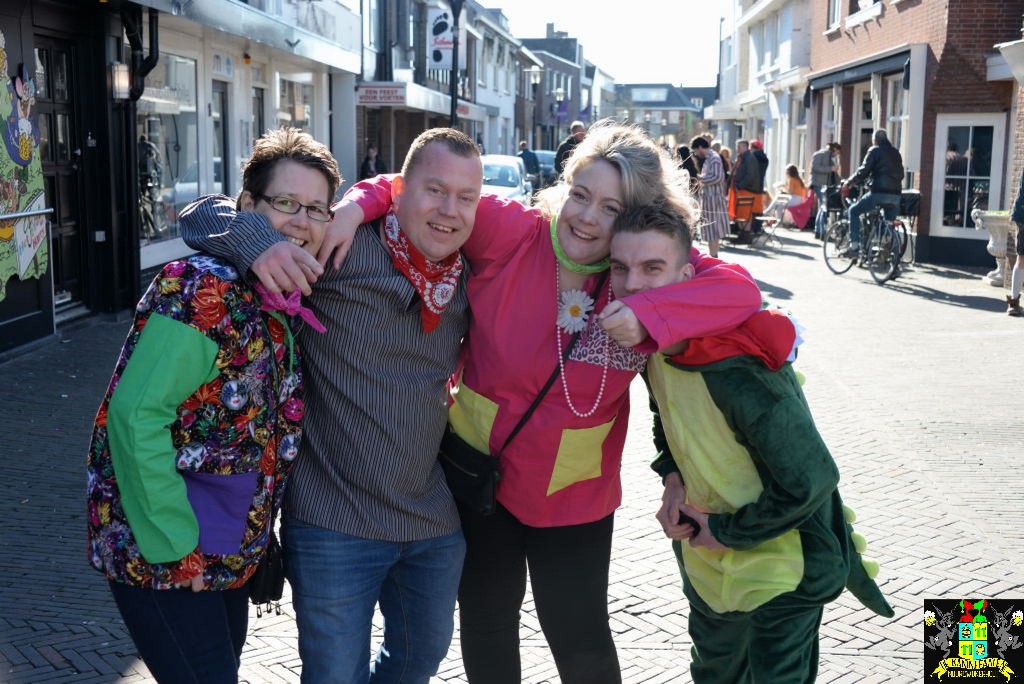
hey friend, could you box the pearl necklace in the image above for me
[555,264,611,418]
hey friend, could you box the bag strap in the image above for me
[498,270,608,455]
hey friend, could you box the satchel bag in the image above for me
[439,272,606,516]
[249,529,285,616]
[439,429,502,516]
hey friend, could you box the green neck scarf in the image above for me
[549,214,610,275]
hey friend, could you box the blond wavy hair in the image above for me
[534,119,700,235]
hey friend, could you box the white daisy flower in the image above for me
[1013,610,1023,627]
[557,288,594,334]
[924,610,935,626]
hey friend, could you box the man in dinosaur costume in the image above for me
[605,204,895,683]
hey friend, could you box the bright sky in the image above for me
[495,0,727,86]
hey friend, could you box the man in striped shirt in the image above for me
[180,127,484,683]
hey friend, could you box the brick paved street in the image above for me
[2,228,1021,683]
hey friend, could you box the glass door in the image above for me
[212,80,229,194]
[34,36,83,308]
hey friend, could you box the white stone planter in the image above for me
[971,208,1011,286]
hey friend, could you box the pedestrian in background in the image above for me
[1007,168,1024,316]
[728,140,764,240]
[842,129,904,254]
[358,142,387,180]
[810,142,842,239]
[87,128,339,683]
[518,139,541,189]
[690,136,730,258]
[718,146,732,196]
[781,163,808,199]
[676,144,700,193]
[749,140,770,234]
[182,128,483,682]
[554,120,587,178]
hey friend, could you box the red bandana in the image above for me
[383,209,463,332]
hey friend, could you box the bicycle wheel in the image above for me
[823,220,855,274]
[895,219,914,265]
[868,224,900,284]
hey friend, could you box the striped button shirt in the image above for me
[180,196,467,541]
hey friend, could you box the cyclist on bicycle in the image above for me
[842,129,904,254]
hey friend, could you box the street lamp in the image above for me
[526,66,543,147]
[552,87,565,118]
[526,65,543,89]
[551,87,565,148]
[449,0,464,127]
[643,112,651,136]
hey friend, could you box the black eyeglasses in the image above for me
[254,193,334,222]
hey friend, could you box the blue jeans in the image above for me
[108,580,249,684]
[813,186,827,236]
[848,191,900,244]
[282,518,466,684]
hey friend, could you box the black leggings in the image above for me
[457,502,621,684]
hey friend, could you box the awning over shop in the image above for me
[808,50,909,91]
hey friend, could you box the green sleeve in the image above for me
[708,392,839,550]
[642,371,682,484]
[106,313,220,564]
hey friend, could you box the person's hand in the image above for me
[319,201,365,270]
[680,503,727,551]
[171,549,206,592]
[655,473,695,541]
[599,300,649,347]
[184,573,205,592]
[172,571,204,592]
[251,242,323,296]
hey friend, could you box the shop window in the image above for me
[885,74,908,169]
[136,52,199,243]
[252,86,266,140]
[821,90,835,143]
[940,125,994,229]
[790,96,806,172]
[278,74,314,132]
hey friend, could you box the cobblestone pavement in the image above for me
[2,228,1021,683]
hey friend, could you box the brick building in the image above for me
[804,0,1023,265]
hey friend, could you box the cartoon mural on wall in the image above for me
[0,29,48,303]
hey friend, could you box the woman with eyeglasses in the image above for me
[86,128,339,683]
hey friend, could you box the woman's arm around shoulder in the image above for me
[623,250,762,353]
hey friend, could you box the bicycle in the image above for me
[138,135,167,241]
[139,170,167,241]
[823,190,903,285]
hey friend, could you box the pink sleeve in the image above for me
[622,250,762,353]
[341,174,398,220]
[461,196,541,267]
[343,174,543,269]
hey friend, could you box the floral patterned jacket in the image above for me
[86,255,303,590]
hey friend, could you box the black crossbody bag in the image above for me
[439,272,606,515]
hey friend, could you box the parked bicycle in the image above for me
[823,186,907,285]
[138,135,167,241]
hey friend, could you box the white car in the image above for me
[481,154,532,206]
